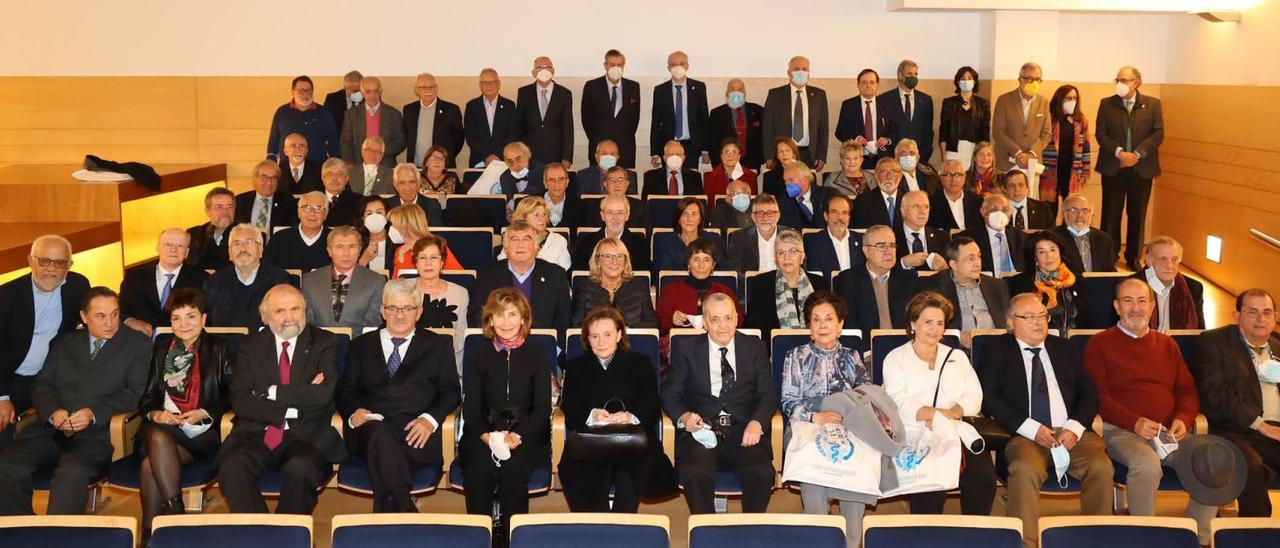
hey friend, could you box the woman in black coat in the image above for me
[137,288,233,536]
[571,237,657,328]
[1007,230,1086,331]
[461,288,551,540]
[559,307,675,512]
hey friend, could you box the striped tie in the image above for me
[90,338,105,360]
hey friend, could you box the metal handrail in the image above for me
[1251,229,1280,251]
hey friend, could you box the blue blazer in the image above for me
[877,88,935,163]
[803,229,865,273]
[463,94,518,168]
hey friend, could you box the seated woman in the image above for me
[780,291,871,548]
[744,228,825,333]
[461,288,551,543]
[882,291,996,517]
[498,196,571,271]
[823,141,869,197]
[413,235,469,373]
[1007,231,1085,332]
[419,145,461,201]
[653,197,723,271]
[386,203,462,278]
[968,141,1002,195]
[137,288,233,538]
[356,195,391,273]
[559,306,674,512]
[571,237,657,328]
[702,139,757,200]
[762,137,800,197]
[655,238,741,362]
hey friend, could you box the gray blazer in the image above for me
[340,103,406,167]
[302,265,387,334]
[347,164,395,196]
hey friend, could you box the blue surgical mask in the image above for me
[598,155,617,169]
[791,70,809,87]
[691,425,718,449]
[957,80,975,93]
[349,91,363,104]
[1050,444,1071,488]
[898,155,918,171]
[727,91,746,109]
[731,194,751,212]
[511,167,529,179]
[785,181,803,198]
[1066,225,1090,237]
[1259,359,1280,384]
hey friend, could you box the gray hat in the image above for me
[1169,435,1248,506]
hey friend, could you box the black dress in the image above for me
[137,333,234,457]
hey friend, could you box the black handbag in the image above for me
[932,348,1011,452]
[564,398,649,460]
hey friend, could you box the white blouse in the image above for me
[882,342,983,426]
[499,230,571,272]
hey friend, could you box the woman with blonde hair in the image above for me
[386,203,461,278]
[570,237,657,328]
[498,196,570,271]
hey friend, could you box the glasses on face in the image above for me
[941,172,965,178]
[775,248,802,258]
[752,209,779,218]
[1019,76,1043,83]
[209,203,235,211]
[597,253,626,262]
[1065,207,1092,215]
[1115,77,1137,84]
[33,256,70,269]
[300,205,326,213]
[258,174,280,181]
[384,305,421,316]
[864,242,897,251]
[230,239,260,248]
[876,170,900,178]
[1013,312,1050,322]
[426,155,446,164]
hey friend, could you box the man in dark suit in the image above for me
[1190,289,1280,518]
[463,69,518,168]
[1128,236,1205,331]
[340,77,406,168]
[641,141,703,199]
[217,285,345,514]
[835,68,895,170]
[263,192,333,273]
[878,60,934,164]
[516,57,574,168]
[708,79,764,169]
[318,158,362,228]
[650,51,710,168]
[1001,171,1053,230]
[469,221,571,330]
[576,139,638,195]
[980,294,1112,542]
[928,159,984,231]
[302,227,386,335]
[762,56,829,170]
[804,194,864,273]
[0,236,90,446]
[278,133,324,195]
[851,157,907,229]
[894,139,942,194]
[922,237,1010,331]
[572,194,651,272]
[204,224,292,331]
[403,73,464,169]
[489,142,547,201]
[235,160,298,235]
[348,136,395,196]
[959,193,1026,275]
[188,187,236,271]
[1096,66,1164,267]
[538,163,585,231]
[1053,194,1118,272]
[584,167,649,230]
[724,194,782,273]
[384,163,445,227]
[337,279,460,512]
[0,287,149,515]
[775,161,829,230]
[120,228,209,337]
[835,226,918,335]
[895,191,949,271]
[581,50,640,168]
[660,293,776,514]
[323,70,363,134]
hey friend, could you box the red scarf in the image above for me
[1150,273,1200,331]
[165,339,202,413]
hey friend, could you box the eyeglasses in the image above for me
[384,305,421,316]
[416,254,443,263]
[1065,207,1093,215]
[1115,77,1138,84]
[33,256,70,269]
[940,172,966,178]
[209,204,235,211]
[864,242,898,251]
[752,210,779,218]
[1019,76,1043,83]
[1013,312,1050,322]
[257,174,280,181]
[775,248,802,258]
[300,205,326,213]
[597,253,627,262]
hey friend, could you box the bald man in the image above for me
[708,78,765,169]
[763,56,829,170]
[404,73,464,168]
[120,228,210,337]
[340,76,405,168]
[463,68,518,168]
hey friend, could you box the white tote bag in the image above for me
[782,421,883,497]
[881,416,963,497]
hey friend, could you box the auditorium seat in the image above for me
[1078,272,1128,328]
[441,269,477,293]
[1039,516,1199,548]
[435,227,496,269]
[320,326,353,375]
[768,328,863,404]
[564,328,660,368]
[150,514,312,548]
[510,513,670,548]
[1210,518,1280,548]
[648,195,707,231]
[461,169,484,186]
[443,195,510,229]
[688,514,846,548]
[862,515,1024,548]
[331,513,492,548]
[0,515,136,548]
[218,412,342,496]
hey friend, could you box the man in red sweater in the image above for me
[1084,278,1213,542]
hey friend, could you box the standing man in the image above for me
[277,133,323,195]
[120,228,209,337]
[463,68,518,168]
[763,56,829,170]
[651,50,709,168]
[404,73,464,169]
[187,187,236,271]
[340,77,405,169]
[878,60,934,165]
[516,56,574,169]
[708,79,764,169]
[302,226,387,335]
[836,68,894,170]
[323,70,363,134]
[992,62,1051,173]
[582,50,640,169]
[1097,66,1164,268]
[267,75,338,164]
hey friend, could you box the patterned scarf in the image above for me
[493,332,526,352]
[1040,118,1092,203]
[970,166,997,194]
[1033,264,1077,311]
[163,338,201,413]
[1150,273,1200,331]
[775,272,815,328]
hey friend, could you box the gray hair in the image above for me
[894,138,919,155]
[342,70,364,86]
[897,59,918,75]
[298,191,328,211]
[775,227,804,248]
[382,278,422,305]
[362,136,385,150]
[228,223,264,246]
[600,193,631,213]
[1019,62,1043,76]
[1119,65,1143,82]
[702,292,736,316]
[393,162,420,181]
[864,224,895,241]
[1006,292,1045,318]
[30,234,73,257]
[322,157,347,174]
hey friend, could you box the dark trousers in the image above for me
[908,448,998,515]
[352,420,429,513]
[1100,167,1152,265]
[461,436,542,518]
[216,431,330,514]
[559,457,639,512]
[0,425,112,515]
[0,375,36,450]
[676,427,775,514]
[1220,430,1280,517]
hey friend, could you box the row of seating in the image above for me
[4,513,1274,548]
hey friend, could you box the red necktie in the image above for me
[263,340,291,450]
[863,100,874,141]
[668,170,679,195]
[735,109,747,152]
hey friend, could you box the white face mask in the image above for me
[536,69,553,84]
[1066,224,1090,237]
[987,210,1010,230]
[1151,426,1179,460]
[1062,100,1077,115]
[670,66,687,80]
[665,155,684,170]
[957,80,975,93]
[606,65,623,82]
[598,155,617,169]
[1050,444,1071,488]
[349,90,363,104]
[791,70,808,87]
[387,225,405,244]
[1115,82,1131,99]
[1259,358,1280,384]
[363,213,387,233]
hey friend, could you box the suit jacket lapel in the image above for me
[398,329,429,374]
[288,328,313,385]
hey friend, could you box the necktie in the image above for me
[1014,206,1026,230]
[388,337,406,377]
[363,170,375,195]
[256,197,269,228]
[904,93,912,122]
[1077,235,1093,272]
[610,85,618,116]
[668,170,679,195]
[160,272,175,308]
[792,90,805,142]
[1028,347,1052,427]
[911,232,924,254]
[798,197,813,221]
[675,85,685,140]
[863,100,874,141]
[292,166,301,182]
[90,338,105,360]
[735,108,747,152]
[264,341,291,450]
[1124,100,1135,151]
[332,273,348,320]
[539,88,549,119]
[996,233,1014,274]
[719,347,735,399]
[886,196,896,226]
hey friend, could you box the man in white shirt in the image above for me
[121,228,209,337]
[1137,236,1206,332]
[803,194,863,273]
[726,194,781,273]
[959,193,1025,275]
[929,159,982,231]
[896,191,948,271]
[893,138,940,194]
[762,56,828,170]
[993,62,1051,172]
